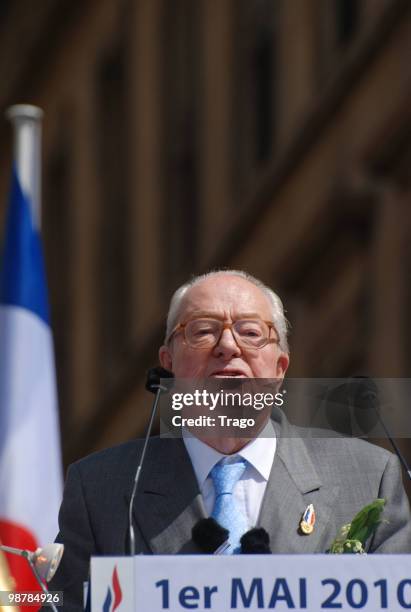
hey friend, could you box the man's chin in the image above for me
[200,435,252,455]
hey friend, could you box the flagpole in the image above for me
[5,105,43,229]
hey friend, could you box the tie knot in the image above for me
[210,457,247,496]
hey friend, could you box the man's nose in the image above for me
[212,327,242,359]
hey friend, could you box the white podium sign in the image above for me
[91,554,411,611]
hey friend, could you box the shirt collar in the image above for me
[183,420,276,488]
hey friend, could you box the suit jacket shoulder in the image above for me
[48,437,201,611]
[263,412,411,554]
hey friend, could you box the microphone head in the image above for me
[240,528,271,554]
[33,544,64,582]
[324,376,380,436]
[192,518,229,553]
[350,376,380,435]
[351,376,378,404]
[145,367,174,394]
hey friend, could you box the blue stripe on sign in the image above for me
[0,165,50,324]
[102,588,112,612]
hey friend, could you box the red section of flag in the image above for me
[112,566,123,612]
[0,519,41,611]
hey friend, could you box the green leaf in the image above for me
[347,499,385,544]
[329,499,386,553]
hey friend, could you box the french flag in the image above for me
[0,165,62,594]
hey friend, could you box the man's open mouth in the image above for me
[210,370,248,378]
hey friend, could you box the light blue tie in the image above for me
[210,457,248,554]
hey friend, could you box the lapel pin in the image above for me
[300,503,316,535]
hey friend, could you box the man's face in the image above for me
[159,275,289,380]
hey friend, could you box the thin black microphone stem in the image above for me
[366,395,411,482]
[128,383,165,556]
[358,382,411,482]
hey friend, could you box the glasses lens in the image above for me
[233,320,269,347]
[185,319,222,347]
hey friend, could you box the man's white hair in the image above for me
[165,269,290,353]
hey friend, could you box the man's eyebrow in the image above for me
[184,311,266,320]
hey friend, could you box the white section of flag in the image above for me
[0,305,62,544]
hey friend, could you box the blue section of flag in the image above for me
[0,165,49,324]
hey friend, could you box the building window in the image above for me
[43,120,73,430]
[95,41,131,383]
[315,0,362,81]
[335,0,360,47]
[233,0,277,202]
[162,0,200,293]
[0,0,12,26]
[255,32,275,163]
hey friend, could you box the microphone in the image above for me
[324,377,379,436]
[146,366,174,394]
[191,518,230,554]
[0,544,64,612]
[128,367,174,556]
[240,528,271,554]
[325,377,411,481]
[352,376,411,482]
[191,520,272,554]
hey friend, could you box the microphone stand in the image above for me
[0,545,60,612]
[353,378,411,482]
[128,369,171,556]
[362,392,411,482]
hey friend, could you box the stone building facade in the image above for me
[0,1,410,494]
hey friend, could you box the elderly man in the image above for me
[50,270,411,609]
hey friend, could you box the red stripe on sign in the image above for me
[112,566,123,611]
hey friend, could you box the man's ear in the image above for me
[276,353,290,378]
[159,345,173,371]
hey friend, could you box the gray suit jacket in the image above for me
[50,411,411,610]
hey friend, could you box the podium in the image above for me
[90,554,411,611]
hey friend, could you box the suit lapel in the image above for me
[259,416,339,553]
[131,438,207,554]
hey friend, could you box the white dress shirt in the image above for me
[183,420,276,529]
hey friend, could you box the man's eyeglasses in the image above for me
[167,318,279,350]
